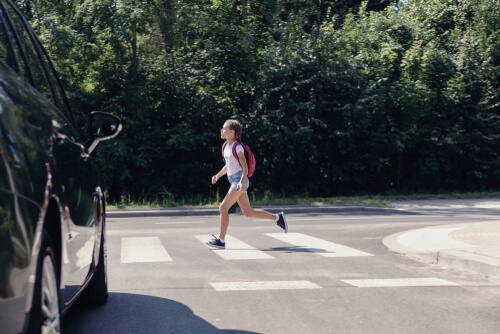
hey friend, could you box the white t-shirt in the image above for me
[224,142,244,176]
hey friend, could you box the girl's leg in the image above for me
[237,193,276,220]
[219,189,243,240]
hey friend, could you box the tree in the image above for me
[14,0,500,201]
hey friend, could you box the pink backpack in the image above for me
[221,141,256,177]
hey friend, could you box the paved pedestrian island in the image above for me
[384,220,500,281]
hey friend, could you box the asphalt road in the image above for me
[62,207,500,334]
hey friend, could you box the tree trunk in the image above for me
[258,7,274,27]
[231,0,248,22]
[241,0,248,22]
[231,0,238,20]
[155,0,174,52]
[128,36,138,84]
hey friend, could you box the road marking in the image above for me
[342,278,459,288]
[450,232,500,238]
[210,281,322,291]
[195,235,274,260]
[155,221,206,225]
[397,227,475,251]
[120,237,172,263]
[266,233,373,257]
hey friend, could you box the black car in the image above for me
[0,1,122,333]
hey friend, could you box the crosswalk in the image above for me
[120,237,173,263]
[119,233,373,263]
[195,235,274,260]
[115,232,462,290]
[266,233,373,257]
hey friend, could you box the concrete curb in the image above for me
[107,204,392,218]
[436,250,500,280]
[235,204,392,215]
[106,207,220,218]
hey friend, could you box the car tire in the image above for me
[83,216,108,305]
[27,229,61,334]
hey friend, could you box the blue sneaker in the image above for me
[276,212,288,233]
[206,234,225,249]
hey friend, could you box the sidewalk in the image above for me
[107,198,500,281]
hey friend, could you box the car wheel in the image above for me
[28,229,61,334]
[83,218,108,305]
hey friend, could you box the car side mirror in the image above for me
[87,111,122,154]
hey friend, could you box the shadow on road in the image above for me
[62,292,260,334]
[263,246,333,254]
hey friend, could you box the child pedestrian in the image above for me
[207,119,288,249]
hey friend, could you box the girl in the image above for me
[207,119,288,249]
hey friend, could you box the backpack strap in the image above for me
[232,141,242,163]
[221,141,227,157]
[222,141,243,164]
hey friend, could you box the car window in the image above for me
[2,2,79,139]
[32,36,72,117]
[0,5,18,73]
[3,3,53,100]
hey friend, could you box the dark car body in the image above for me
[0,1,121,333]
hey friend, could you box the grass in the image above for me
[106,191,500,210]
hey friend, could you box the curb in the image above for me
[383,229,500,281]
[235,204,392,215]
[107,204,392,218]
[106,207,220,218]
[435,250,500,280]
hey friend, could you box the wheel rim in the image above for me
[103,238,108,287]
[41,255,60,334]
[103,219,108,288]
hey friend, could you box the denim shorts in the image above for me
[228,170,249,193]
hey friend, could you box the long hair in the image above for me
[225,119,243,144]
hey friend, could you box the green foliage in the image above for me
[17,0,500,201]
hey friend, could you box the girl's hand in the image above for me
[212,175,218,184]
[237,181,244,192]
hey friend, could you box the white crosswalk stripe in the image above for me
[118,233,374,263]
[120,237,173,263]
[342,278,459,288]
[195,235,274,260]
[210,281,322,291]
[155,221,206,225]
[266,233,374,257]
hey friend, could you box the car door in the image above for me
[1,1,98,304]
[0,61,47,334]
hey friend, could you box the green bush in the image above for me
[17,0,500,202]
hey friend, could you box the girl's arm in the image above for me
[212,165,227,184]
[236,151,248,191]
